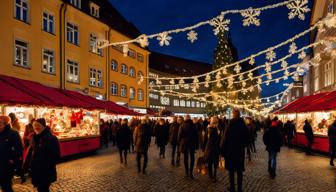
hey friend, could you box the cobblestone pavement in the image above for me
[13,136,336,192]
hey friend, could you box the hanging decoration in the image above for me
[287,0,310,20]
[241,8,261,27]
[187,30,198,43]
[157,32,172,46]
[289,42,298,54]
[210,14,231,35]
[266,49,277,61]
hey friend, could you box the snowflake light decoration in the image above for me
[298,50,306,60]
[222,67,228,75]
[241,8,261,27]
[266,49,276,61]
[265,62,271,72]
[281,60,288,69]
[242,81,247,88]
[287,0,310,21]
[248,71,253,79]
[216,81,223,88]
[289,42,297,54]
[157,32,172,46]
[179,79,185,85]
[169,79,175,85]
[210,14,230,35]
[137,35,149,48]
[239,74,244,81]
[187,30,198,43]
[249,57,255,65]
[234,64,242,74]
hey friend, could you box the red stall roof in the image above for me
[0,76,40,105]
[275,91,336,114]
[300,91,336,112]
[0,75,91,108]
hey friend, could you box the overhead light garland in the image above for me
[97,0,311,49]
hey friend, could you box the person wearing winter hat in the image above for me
[0,115,23,192]
[24,118,60,192]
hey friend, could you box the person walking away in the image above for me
[155,119,169,158]
[8,113,21,132]
[134,119,152,174]
[116,119,131,165]
[328,120,336,166]
[303,120,314,155]
[169,116,181,166]
[99,119,109,148]
[222,109,249,192]
[0,116,23,192]
[284,120,296,148]
[178,115,199,179]
[204,116,220,183]
[24,118,60,192]
[245,117,255,161]
[263,119,283,178]
[23,115,35,149]
[111,120,119,146]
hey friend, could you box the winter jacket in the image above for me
[178,119,199,153]
[204,127,220,165]
[134,123,152,153]
[328,122,336,151]
[0,125,23,182]
[222,117,249,172]
[263,124,283,152]
[116,124,131,150]
[169,122,180,146]
[155,124,169,146]
[303,123,314,141]
[25,127,60,187]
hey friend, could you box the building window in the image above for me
[191,101,195,107]
[90,2,100,18]
[67,22,79,45]
[111,60,118,71]
[111,82,118,96]
[42,11,54,34]
[138,89,144,101]
[89,68,102,88]
[129,67,135,77]
[173,99,179,107]
[149,93,159,100]
[15,0,29,23]
[70,0,81,8]
[121,64,127,74]
[66,60,79,83]
[328,1,334,14]
[174,85,180,90]
[121,85,127,97]
[296,89,300,97]
[130,87,135,100]
[160,97,170,106]
[128,49,136,58]
[137,53,144,62]
[186,101,191,107]
[180,100,185,107]
[314,66,319,92]
[89,34,102,55]
[15,39,29,68]
[42,49,55,74]
[201,103,206,108]
[325,61,334,87]
[196,102,200,108]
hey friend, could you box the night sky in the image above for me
[109,0,313,97]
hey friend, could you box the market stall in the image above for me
[275,91,336,153]
[0,75,138,157]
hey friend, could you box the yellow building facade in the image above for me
[0,0,149,110]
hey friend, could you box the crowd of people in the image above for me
[1,109,336,192]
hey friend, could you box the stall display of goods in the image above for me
[36,108,100,139]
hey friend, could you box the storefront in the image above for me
[275,91,336,153]
[0,75,138,157]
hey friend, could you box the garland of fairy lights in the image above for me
[97,0,310,49]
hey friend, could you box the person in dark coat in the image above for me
[134,119,152,174]
[99,119,109,148]
[204,116,220,183]
[23,115,35,149]
[24,118,60,192]
[328,120,336,166]
[0,116,23,192]
[263,119,283,178]
[155,119,169,158]
[303,120,314,154]
[222,109,249,192]
[283,120,296,148]
[178,115,199,179]
[169,116,181,166]
[116,119,131,165]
